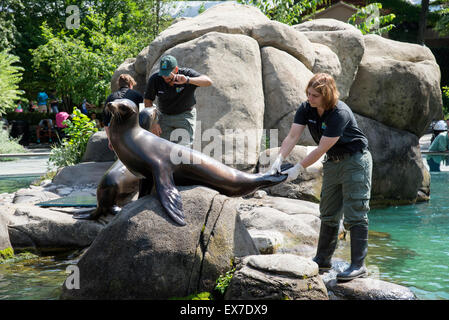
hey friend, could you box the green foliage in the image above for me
[443,86,449,119]
[238,0,325,25]
[48,108,97,168]
[0,247,14,262]
[0,50,25,116]
[348,3,396,35]
[170,291,212,300]
[215,267,236,295]
[0,127,25,155]
[434,7,449,36]
[4,111,56,126]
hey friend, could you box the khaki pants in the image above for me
[319,149,373,230]
[159,108,196,147]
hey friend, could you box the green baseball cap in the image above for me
[159,55,177,77]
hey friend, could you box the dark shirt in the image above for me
[293,100,368,156]
[103,87,144,126]
[49,94,58,108]
[144,67,201,115]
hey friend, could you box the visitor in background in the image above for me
[28,101,38,112]
[90,113,101,129]
[15,100,24,113]
[36,118,54,143]
[37,90,49,113]
[55,111,70,140]
[80,98,89,115]
[427,120,449,172]
[49,90,59,113]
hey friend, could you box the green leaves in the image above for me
[348,3,396,35]
[238,0,325,25]
[0,50,25,116]
[49,107,98,168]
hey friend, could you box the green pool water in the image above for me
[0,175,41,194]
[366,172,449,300]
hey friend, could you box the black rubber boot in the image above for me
[337,224,369,281]
[312,223,339,272]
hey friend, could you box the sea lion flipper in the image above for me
[154,173,186,226]
[73,209,99,220]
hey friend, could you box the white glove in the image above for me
[269,154,284,175]
[282,163,305,182]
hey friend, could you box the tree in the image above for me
[348,2,396,35]
[237,0,326,25]
[0,50,24,116]
[418,0,430,44]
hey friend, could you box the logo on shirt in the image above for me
[176,87,184,93]
[308,120,317,124]
[321,122,327,129]
[158,91,165,94]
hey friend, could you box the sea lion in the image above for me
[104,98,287,226]
[74,107,159,220]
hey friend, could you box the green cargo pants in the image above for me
[319,149,373,230]
[159,108,197,147]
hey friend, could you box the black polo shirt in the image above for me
[293,100,368,156]
[103,87,144,126]
[144,67,201,115]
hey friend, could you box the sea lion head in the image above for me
[106,99,138,123]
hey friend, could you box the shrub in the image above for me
[48,108,97,168]
[0,126,25,158]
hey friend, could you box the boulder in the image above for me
[326,278,417,300]
[238,205,319,256]
[261,46,315,146]
[0,213,13,260]
[52,161,115,187]
[355,114,430,205]
[81,131,116,163]
[6,204,107,253]
[224,254,328,300]
[61,186,259,300]
[346,34,443,136]
[259,146,323,202]
[294,18,365,100]
[149,32,265,170]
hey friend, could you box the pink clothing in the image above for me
[56,112,70,128]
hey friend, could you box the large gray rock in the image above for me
[149,32,265,170]
[0,213,12,259]
[259,146,323,202]
[81,131,116,163]
[346,34,443,136]
[326,278,417,300]
[355,114,430,205]
[294,18,365,100]
[52,161,115,187]
[261,46,315,146]
[61,186,258,299]
[6,204,107,253]
[224,254,328,300]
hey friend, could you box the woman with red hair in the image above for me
[270,73,373,281]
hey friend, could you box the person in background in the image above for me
[15,100,23,113]
[80,98,89,115]
[270,73,373,282]
[144,55,212,147]
[37,90,49,113]
[49,90,59,113]
[90,113,101,129]
[55,111,70,140]
[36,118,54,143]
[103,74,143,151]
[427,120,449,172]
